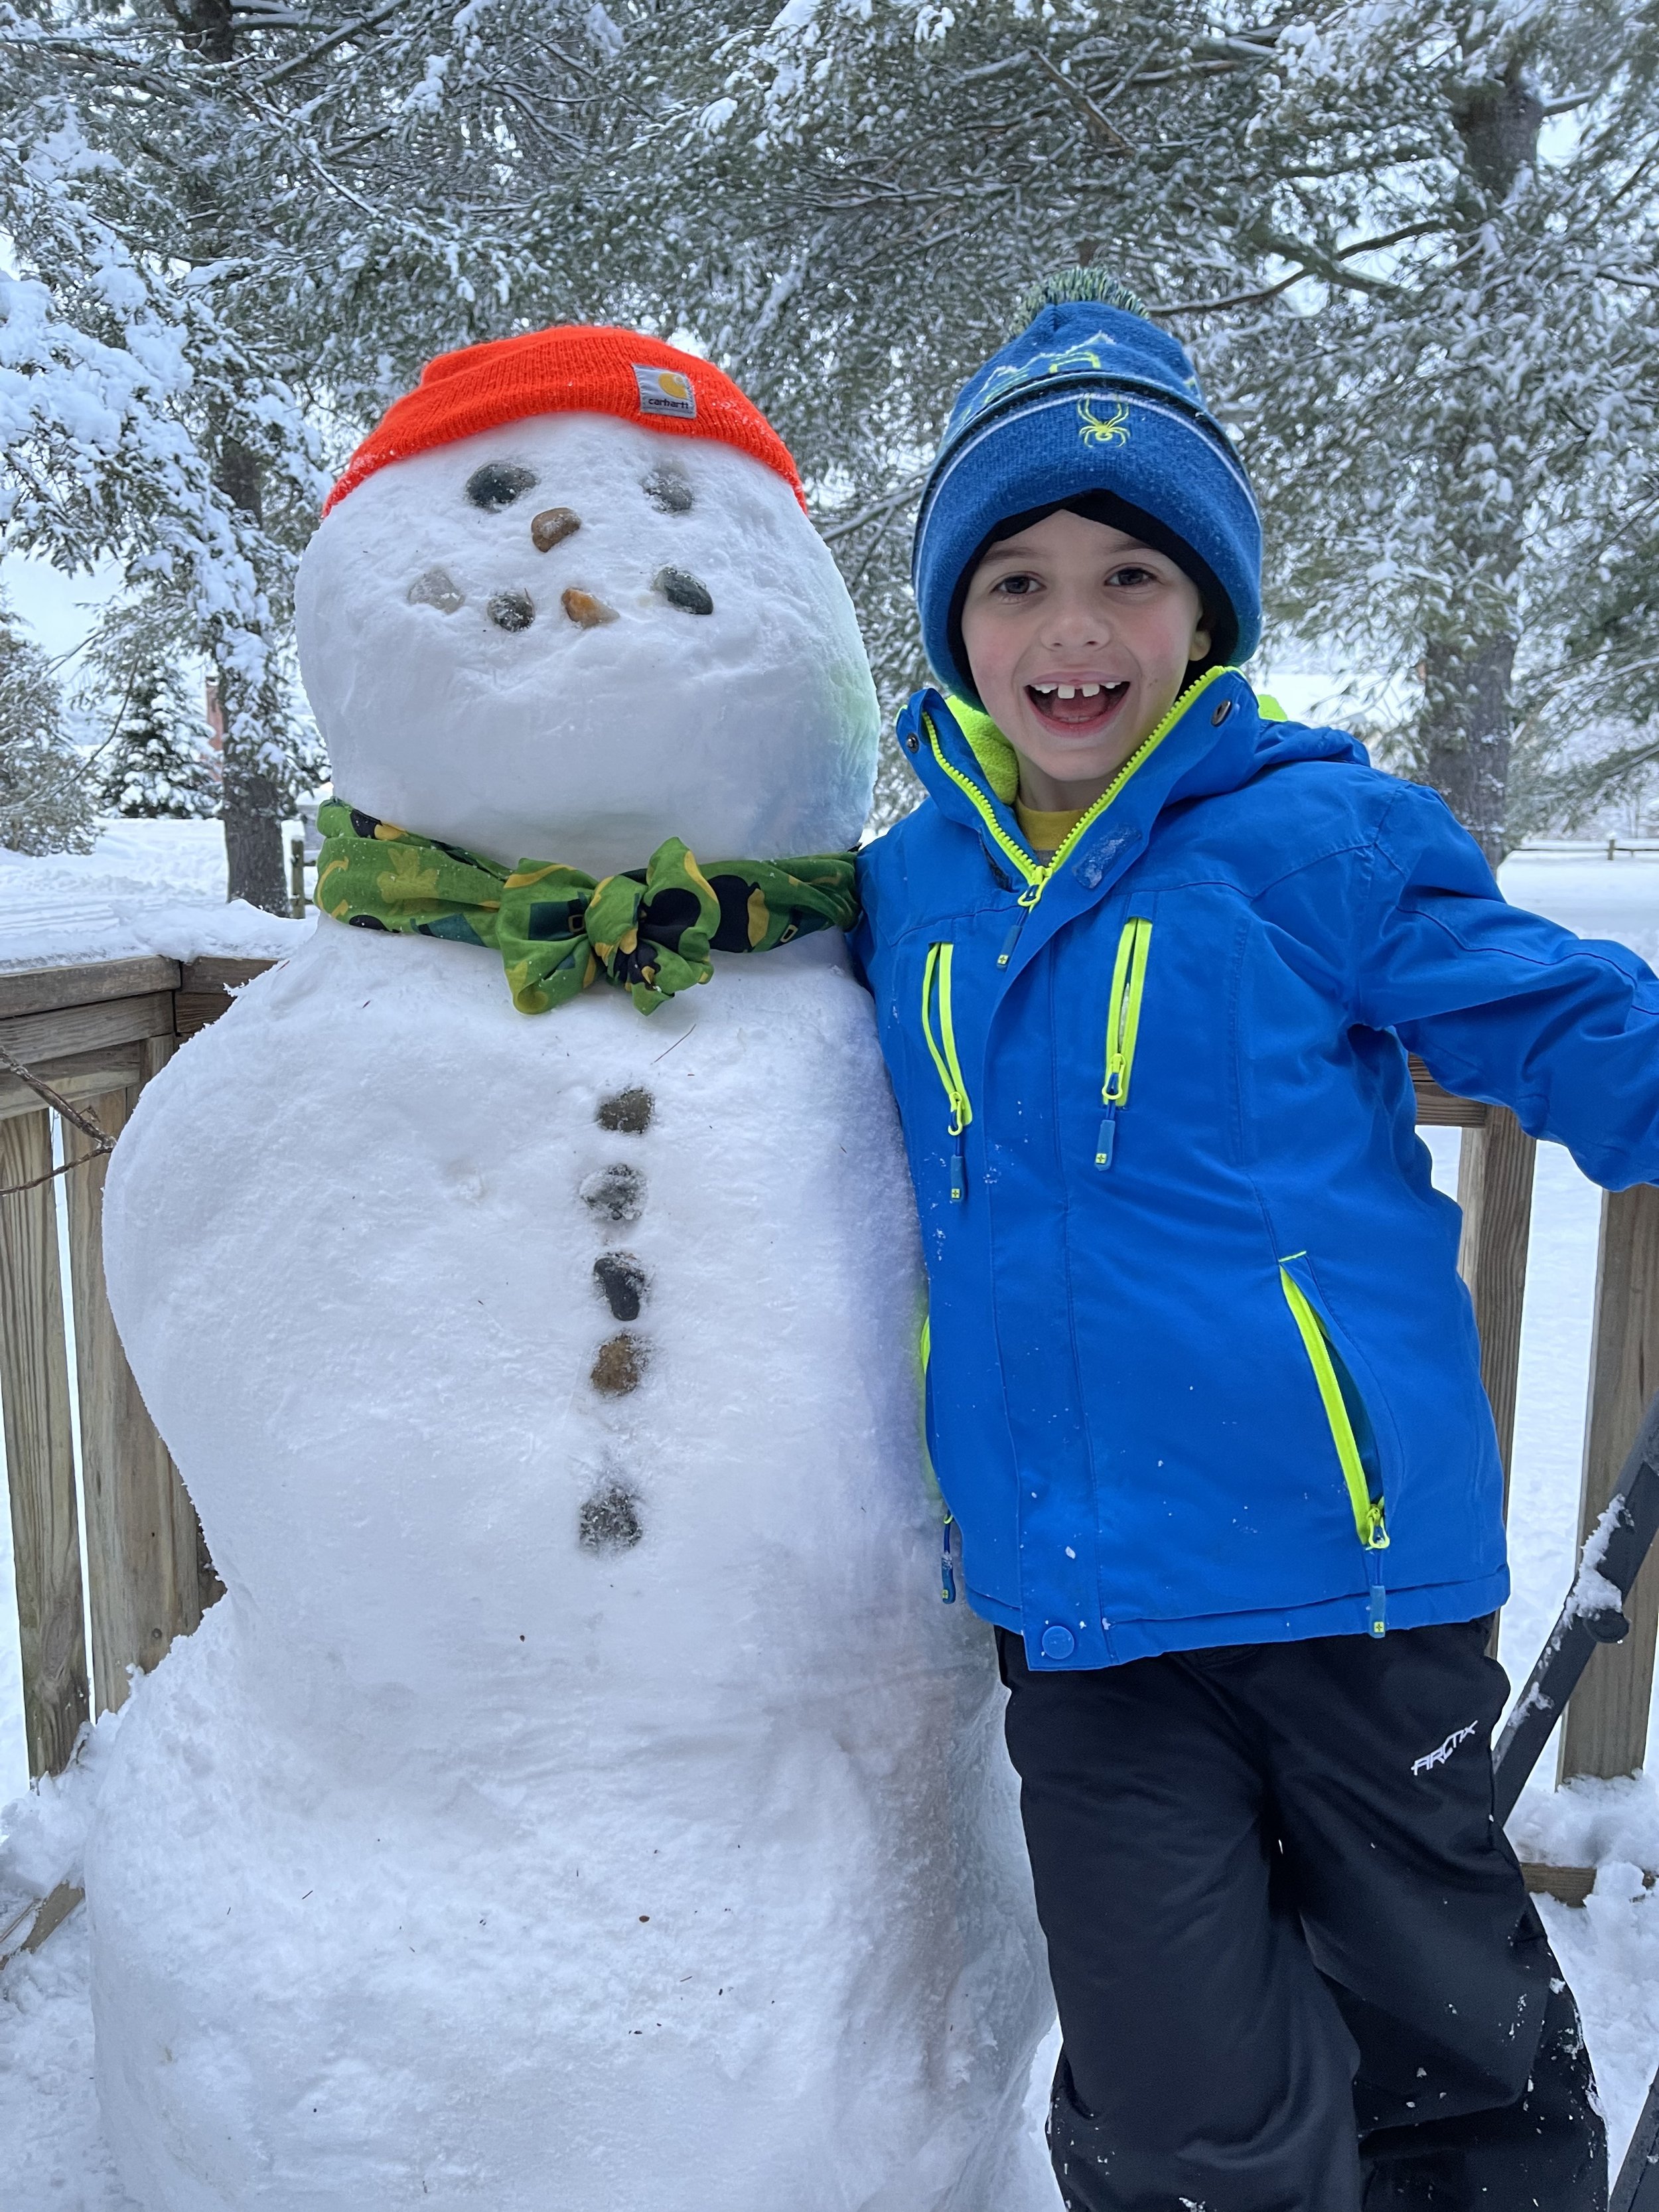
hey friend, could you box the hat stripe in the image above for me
[915,383,1258,586]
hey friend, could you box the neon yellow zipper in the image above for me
[1279,1262,1390,1635]
[921,942,972,1203]
[926,664,1234,967]
[1095,917,1152,1169]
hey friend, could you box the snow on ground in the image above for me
[3,848,1659,2198]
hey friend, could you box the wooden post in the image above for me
[1559,1183,1659,1783]
[1454,1106,1538,1514]
[0,1110,90,1775]
[63,1079,203,1714]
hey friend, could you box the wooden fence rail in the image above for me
[0,966,1654,1802]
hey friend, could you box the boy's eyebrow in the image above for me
[976,534,1157,565]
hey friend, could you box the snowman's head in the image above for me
[296,333,881,873]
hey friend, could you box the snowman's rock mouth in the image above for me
[488,589,535,632]
[408,566,464,614]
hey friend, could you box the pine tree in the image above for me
[99,665,220,821]
[0,597,96,857]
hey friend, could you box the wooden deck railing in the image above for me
[0,964,1655,1801]
[0,956,266,1776]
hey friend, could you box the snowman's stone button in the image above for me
[407,567,464,613]
[562,587,619,628]
[466,461,536,510]
[531,506,581,552]
[488,590,535,632]
[652,567,713,617]
[593,1253,648,1322]
[579,1481,642,1552]
[1039,1625,1076,1661]
[580,1164,644,1222]
[642,468,693,514]
[597,1087,653,1134]
[591,1333,647,1394]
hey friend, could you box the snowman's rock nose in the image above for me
[562,587,619,628]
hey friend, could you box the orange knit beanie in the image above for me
[325,327,806,515]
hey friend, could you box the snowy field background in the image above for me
[2,832,1659,2202]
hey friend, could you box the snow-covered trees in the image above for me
[4,0,1654,860]
[1213,0,1659,860]
[98,664,220,821]
[0,597,96,856]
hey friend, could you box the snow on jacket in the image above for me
[853,666,1659,1672]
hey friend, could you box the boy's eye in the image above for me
[991,573,1039,597]
[1108,563,1161,589]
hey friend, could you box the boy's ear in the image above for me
[1189,619,1213,663]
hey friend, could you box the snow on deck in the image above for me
[1,842,1658,2201]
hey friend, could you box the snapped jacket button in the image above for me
[1039,1624,1077,1661]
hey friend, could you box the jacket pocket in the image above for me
[920,942,972,1203]
[1277,1254,1391,1635]
[1096,917,1153,1169]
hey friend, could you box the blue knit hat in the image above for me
[912,271,1262,704]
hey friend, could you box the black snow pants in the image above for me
[997,1618,1606,2212]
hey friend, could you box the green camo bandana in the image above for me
[314,801,861,1015]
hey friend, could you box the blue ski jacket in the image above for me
[853,666,1659,1671]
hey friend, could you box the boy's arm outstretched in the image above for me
[1356,779,1659,1191]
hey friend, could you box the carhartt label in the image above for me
[634,365,697,419]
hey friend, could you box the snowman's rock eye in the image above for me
[642,468,693,514]
[488,590,535,632]
[579,1481,643,1552]
[408,567,464,613]
[593,1252,648,1322]
[530,506,581,552]
[465,461,537,511]
[591,1332,647,1396]
[653,567,713,617]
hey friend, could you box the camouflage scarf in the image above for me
[313,800,861,1015]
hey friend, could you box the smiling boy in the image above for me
[851,269,1659,2209]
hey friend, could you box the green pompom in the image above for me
[1013,266,1148,334]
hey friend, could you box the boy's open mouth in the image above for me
[1027,680,1129,731]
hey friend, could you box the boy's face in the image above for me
[958,508,1212,809]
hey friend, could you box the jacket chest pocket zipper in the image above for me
[1096,918,1153,1169]
[1278,1261,1390,1635]
[921,942,972,1203]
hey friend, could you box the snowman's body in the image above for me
[87,394,1054,2209]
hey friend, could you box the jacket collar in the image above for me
[896,664,1252,899]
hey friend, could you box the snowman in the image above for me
[85,328,1054,2211]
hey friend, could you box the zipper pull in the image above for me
[948,1124,967,1203]
[1095,1067,1125,1170]
[941,1515,958,1603]
[997,886,1042,969]
[1367,1544,1388,1638]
